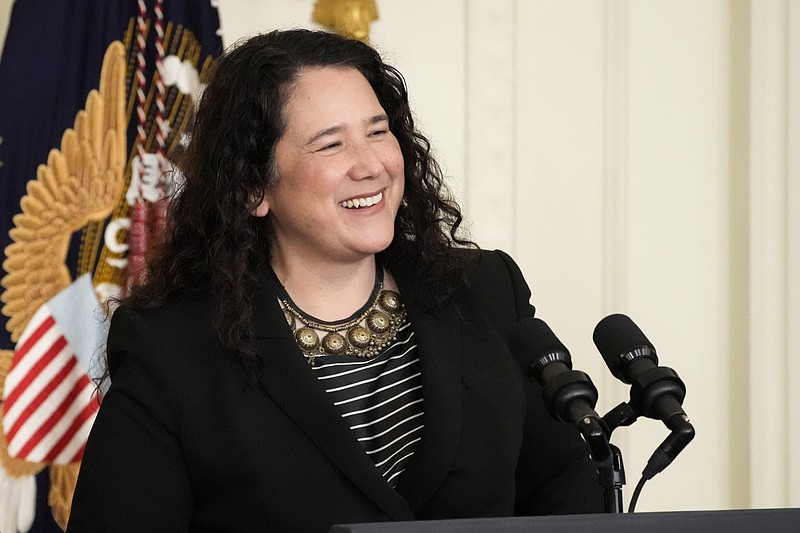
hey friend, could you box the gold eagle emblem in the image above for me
[313,0,380,42]
[1,16,214,525]
[0,40,126,528]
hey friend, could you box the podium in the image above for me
[330,508,799,532]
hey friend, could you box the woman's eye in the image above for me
[369,129,388,138]
[317,141,341,152]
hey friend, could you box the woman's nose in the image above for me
[348,142,384,180]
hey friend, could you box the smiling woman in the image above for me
[66,29,604,532]
[262,68,406,304]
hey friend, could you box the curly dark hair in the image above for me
[127,29,475,379]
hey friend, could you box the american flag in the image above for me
[2,275,105,464]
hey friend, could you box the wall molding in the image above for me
[463,0,516,250]
[602,0,629,314]
[785,0,800,506]
[748,0,794,507]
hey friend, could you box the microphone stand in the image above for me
[598,402,639,513]
[577,415,625,513]
[598,379,695,513]
[542,370,625,513]
[604,443,626,513]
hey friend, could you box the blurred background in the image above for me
[1,0,798,517]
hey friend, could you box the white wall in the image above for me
[1,0,797,514]
[213,0,800,512]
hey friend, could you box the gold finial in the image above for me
[312,0,379,43]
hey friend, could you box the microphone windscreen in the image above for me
[508,317,571,373]
[593,313,656,380]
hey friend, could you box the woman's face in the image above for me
[258,67,405,270]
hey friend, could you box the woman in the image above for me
[67,29,603,532]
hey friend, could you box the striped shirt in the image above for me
[309,322,424,488]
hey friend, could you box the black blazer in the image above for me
[68,250,603,532]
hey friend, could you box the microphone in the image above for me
[593,314,695,479]
[509,317,611,466]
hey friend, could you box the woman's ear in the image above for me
[251,196,270,217]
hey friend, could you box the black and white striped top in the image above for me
[309,322,424,488]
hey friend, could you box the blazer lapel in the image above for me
[250,280,415,521]
[392,270,464,512]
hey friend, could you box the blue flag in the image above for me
[0,1,221,530]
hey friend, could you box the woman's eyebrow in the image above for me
[305,114,389,145]
[306,124,343,145]
[368,113,389,125]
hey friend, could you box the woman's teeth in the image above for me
[340,191,383,209]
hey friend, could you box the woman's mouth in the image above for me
[339,191,383,209]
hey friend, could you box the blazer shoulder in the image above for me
[471,248,522,277]
[106,296,216,377]
[465,249,535,320]
[112,294,214,335]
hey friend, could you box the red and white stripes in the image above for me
[2,312,100,464]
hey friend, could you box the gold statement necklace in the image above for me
[276,267,407,366]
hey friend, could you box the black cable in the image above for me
[628,476,647,513]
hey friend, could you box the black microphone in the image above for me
[509,317,611,466]
[593,314,695,479]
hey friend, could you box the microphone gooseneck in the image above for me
[593,314,695,481]
[508,317,613,469]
